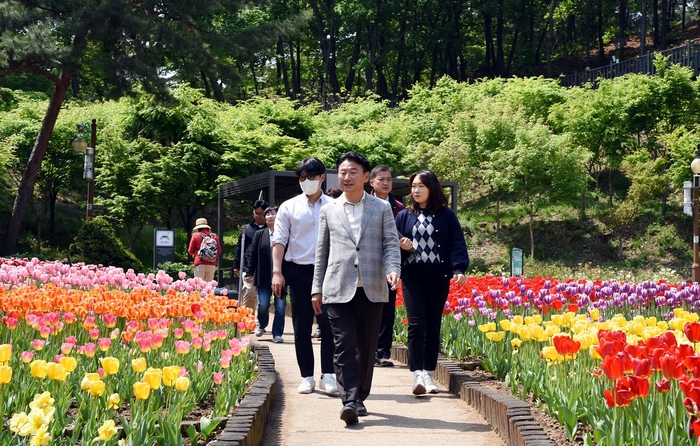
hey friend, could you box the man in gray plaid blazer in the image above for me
[311,151,401,426]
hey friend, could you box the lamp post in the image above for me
[72,119,97,221]
[691,144,700,283]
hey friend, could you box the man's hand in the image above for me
[387,272,400,290]
[311,293,323,315]
[244,275,253,284]
[453,274,466,286]
[272,271,286,297]
[399,237,413,251]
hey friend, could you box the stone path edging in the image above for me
[391,345,555,446]
[209,344,276,446]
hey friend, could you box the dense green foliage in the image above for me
[0,66,699,276]
[68,217,143,271]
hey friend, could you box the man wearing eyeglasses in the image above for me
[369,165,404,367]
[271,157,338,397]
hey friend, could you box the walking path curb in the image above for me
[391,345,555,446]
[211,342,554,446]
[209,344,276,446]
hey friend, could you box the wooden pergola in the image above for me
[216,170,458,285]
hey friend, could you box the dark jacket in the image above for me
[394,206,469,279]
[371,191,405,219]
[234,220,266,271]
[245,228,273,288]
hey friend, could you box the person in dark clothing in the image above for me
[246,206,286,342]
[369,165,405,367]
[234,199,268,309]
[395,170,469,396]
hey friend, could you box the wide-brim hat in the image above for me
[193,218,210,230]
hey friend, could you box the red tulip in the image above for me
[633,358,651,378]
[662,353,687,381]
[601,355,625,381]
[680,378,700,408]
[655,378,671,393]
[553,336,581,356]
[686,322,700,343]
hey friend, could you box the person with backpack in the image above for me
[188,218,223,282]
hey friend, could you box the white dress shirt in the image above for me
[341,191,366,286]
[271,192,330,265]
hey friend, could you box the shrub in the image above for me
[69,217,143,271]
[151,261,194,280]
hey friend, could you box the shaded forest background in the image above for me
[2,0,700,280]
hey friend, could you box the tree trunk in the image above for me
[579,189,587,220]
[1,69,71,256]
[496,198,501,237]
[597,0,605,60]
[661,0,667,49]
[546,0,557,77]
[49,186,58,240]
[345,30,362,93]
[276,38,290,96]
[640,0,647,56]
[200,71,211,98]
[483,12,494,75]
[653,0,659,46]
[619,0,626,60]
[586,0,592,67]
[288,41,298,99]
[496,0,505,75]
[682,0,687,31]
[207,72,224,102]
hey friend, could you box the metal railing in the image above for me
[560,40,700,87]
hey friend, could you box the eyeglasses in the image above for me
[299,174,321,182]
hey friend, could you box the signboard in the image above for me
[510,247,523,277]
[154,229,175,269]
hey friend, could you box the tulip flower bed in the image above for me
[0,258,258,446]
[396,275,700,445]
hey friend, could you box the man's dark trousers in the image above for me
[286,261,334,377]
[376,286,396,360]
[327,287,383,404]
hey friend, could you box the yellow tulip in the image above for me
[0,344,11,363]
[143,368,162,390]
[175,376,190,392]
[511,315,524,325]
[81,372,100,391]
[97,420,118,442]
[46,363,67,382]
[107,393,120,409]
[657,321,669,331]
[485,331,505,342]
[589,308,600,320]
[89,380,106,397]
[163,366,181,387]
[100,357,120,375]
[532,314,543,324]
[498,319,511,331]
[133,381,151,400]
[646,316,657,326]
[477,323,492,333]
[0,366,11,384]
[551,314,563,326]
[9,412,30,435]
[510,338,522,349]
[540,346,564,363]
[589,345,602,360]
[30,360,48,379]
[59,356,77,373]
[30,425,50,446]
[131,358,147,373]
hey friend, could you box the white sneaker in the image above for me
[298,376,315,394]
[423,370,439,394]
[319,373,339,396]
[412,370,426,395]
[255,327,265,337]
[272,336,284,343]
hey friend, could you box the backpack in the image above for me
[197,233,218,262]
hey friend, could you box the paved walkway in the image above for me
[257,316,504,446]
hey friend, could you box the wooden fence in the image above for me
[559,41,700,87]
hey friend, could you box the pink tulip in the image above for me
[182,320,196,333]
[213,372,224,385]
[83,342,96,358]
[219,357,231,368]
[5,317,18,330]
[237,321,245,331]
[89,329,100,340]
[31,339,45,351]
[192,337,203,350]
[110,328,120,339]
[137,337,151,353]
[203,342,211,352]
[217,330,227,340]
[82,316,96,330]
[175,341,190,355]
[102,314,117,328]
[65,336,78,345]
[174,328,184,339]
[178,272,186,280]
[21,351,34,363]
[98,338,112,352]
[61,343,74,355]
